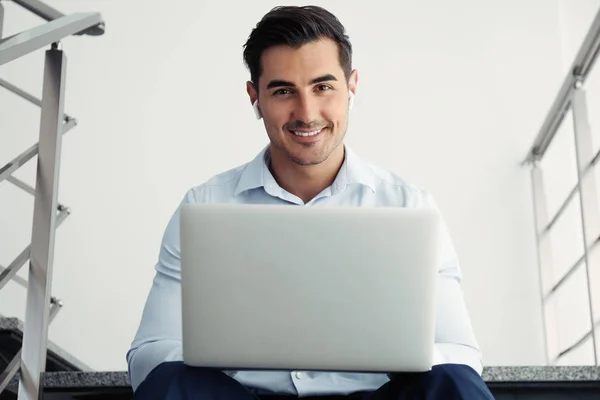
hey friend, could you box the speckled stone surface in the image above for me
[6,366,600,392]
[43,371,131,388]
[0,317,21,332]
[6,372,132,393]
[481,366,600,381]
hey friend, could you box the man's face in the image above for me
[248,38,358,166]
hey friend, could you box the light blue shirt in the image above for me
[126,145,484,396]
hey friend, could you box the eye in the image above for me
[273,88,293,96]
[316,84,333,91]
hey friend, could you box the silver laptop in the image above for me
[180,203,442,373]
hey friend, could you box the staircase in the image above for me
[6,370,600,399]
[0,316,599,400]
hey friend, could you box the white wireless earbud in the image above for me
[348,91,355,111]
[253,100,262,120]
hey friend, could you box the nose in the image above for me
[292,94,318,124]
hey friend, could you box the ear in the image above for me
[347,69,358,96]
[253,100,262,120]
[246,81,262,120]
[347,69,358,111]
[246,80,258,104]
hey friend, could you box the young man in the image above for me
[127,6,495,400]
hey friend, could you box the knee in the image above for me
[171,363,232,382]
[134,361,249,399]
[140,361,231,383]
[427,364,492,397]
[430,363,479,380]
[428,363,483,386]
[136,361,186,390]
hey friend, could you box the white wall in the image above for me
[0,0,569,371]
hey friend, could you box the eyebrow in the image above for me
[266,74,338,90]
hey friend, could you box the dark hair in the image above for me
[243,6,352,90]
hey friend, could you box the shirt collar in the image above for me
[234,144,377,196]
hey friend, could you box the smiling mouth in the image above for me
[289,128,324,137]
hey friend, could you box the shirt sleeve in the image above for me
[411,188,484,375]
[126,189,195,391]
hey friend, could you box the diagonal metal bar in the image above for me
[544,235,600,301]
[0,349,20,395]
[6,176,68,212]
[0,80,75,125]
[0,263,65,308]
[6,176,37,196]
[0,13,104,66]
[556,330,593,361]
[0,143,38,184]
[555,320,600,362]
[541,148,600,235]
[543,185,579,234]
[0,300,62,395]
[12,0,104,36]
[0,78,42,107]
[0,208,69,292]
[0,119,77,185]
[544,254,586,300]
[12,0,63,21]
[0,78,73,121]
[0,262,28,289]
[0,246,31,293]
[0,262,64,303]
[591,148,600,169]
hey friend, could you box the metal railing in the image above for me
[523,7,600,366]
[0,0,104,398]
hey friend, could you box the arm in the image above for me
[126,190,195,391]
[413,189,484,375]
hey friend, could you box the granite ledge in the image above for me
[482,366,600,382]
[17,366,598,389]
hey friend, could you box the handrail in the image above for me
[526,6,600,366]
[0,1,104,398]
[11,0,104,36]
[0,12,103,66]
[523,7,600,163]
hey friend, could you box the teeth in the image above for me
[292,129,322,137]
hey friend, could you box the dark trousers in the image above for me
[133,362,495,400]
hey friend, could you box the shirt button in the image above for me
[295,371,303,379]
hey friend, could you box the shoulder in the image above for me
[183,162,251,203]
[364,160,433,208]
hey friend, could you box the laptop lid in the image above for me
[180,203,442,373]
